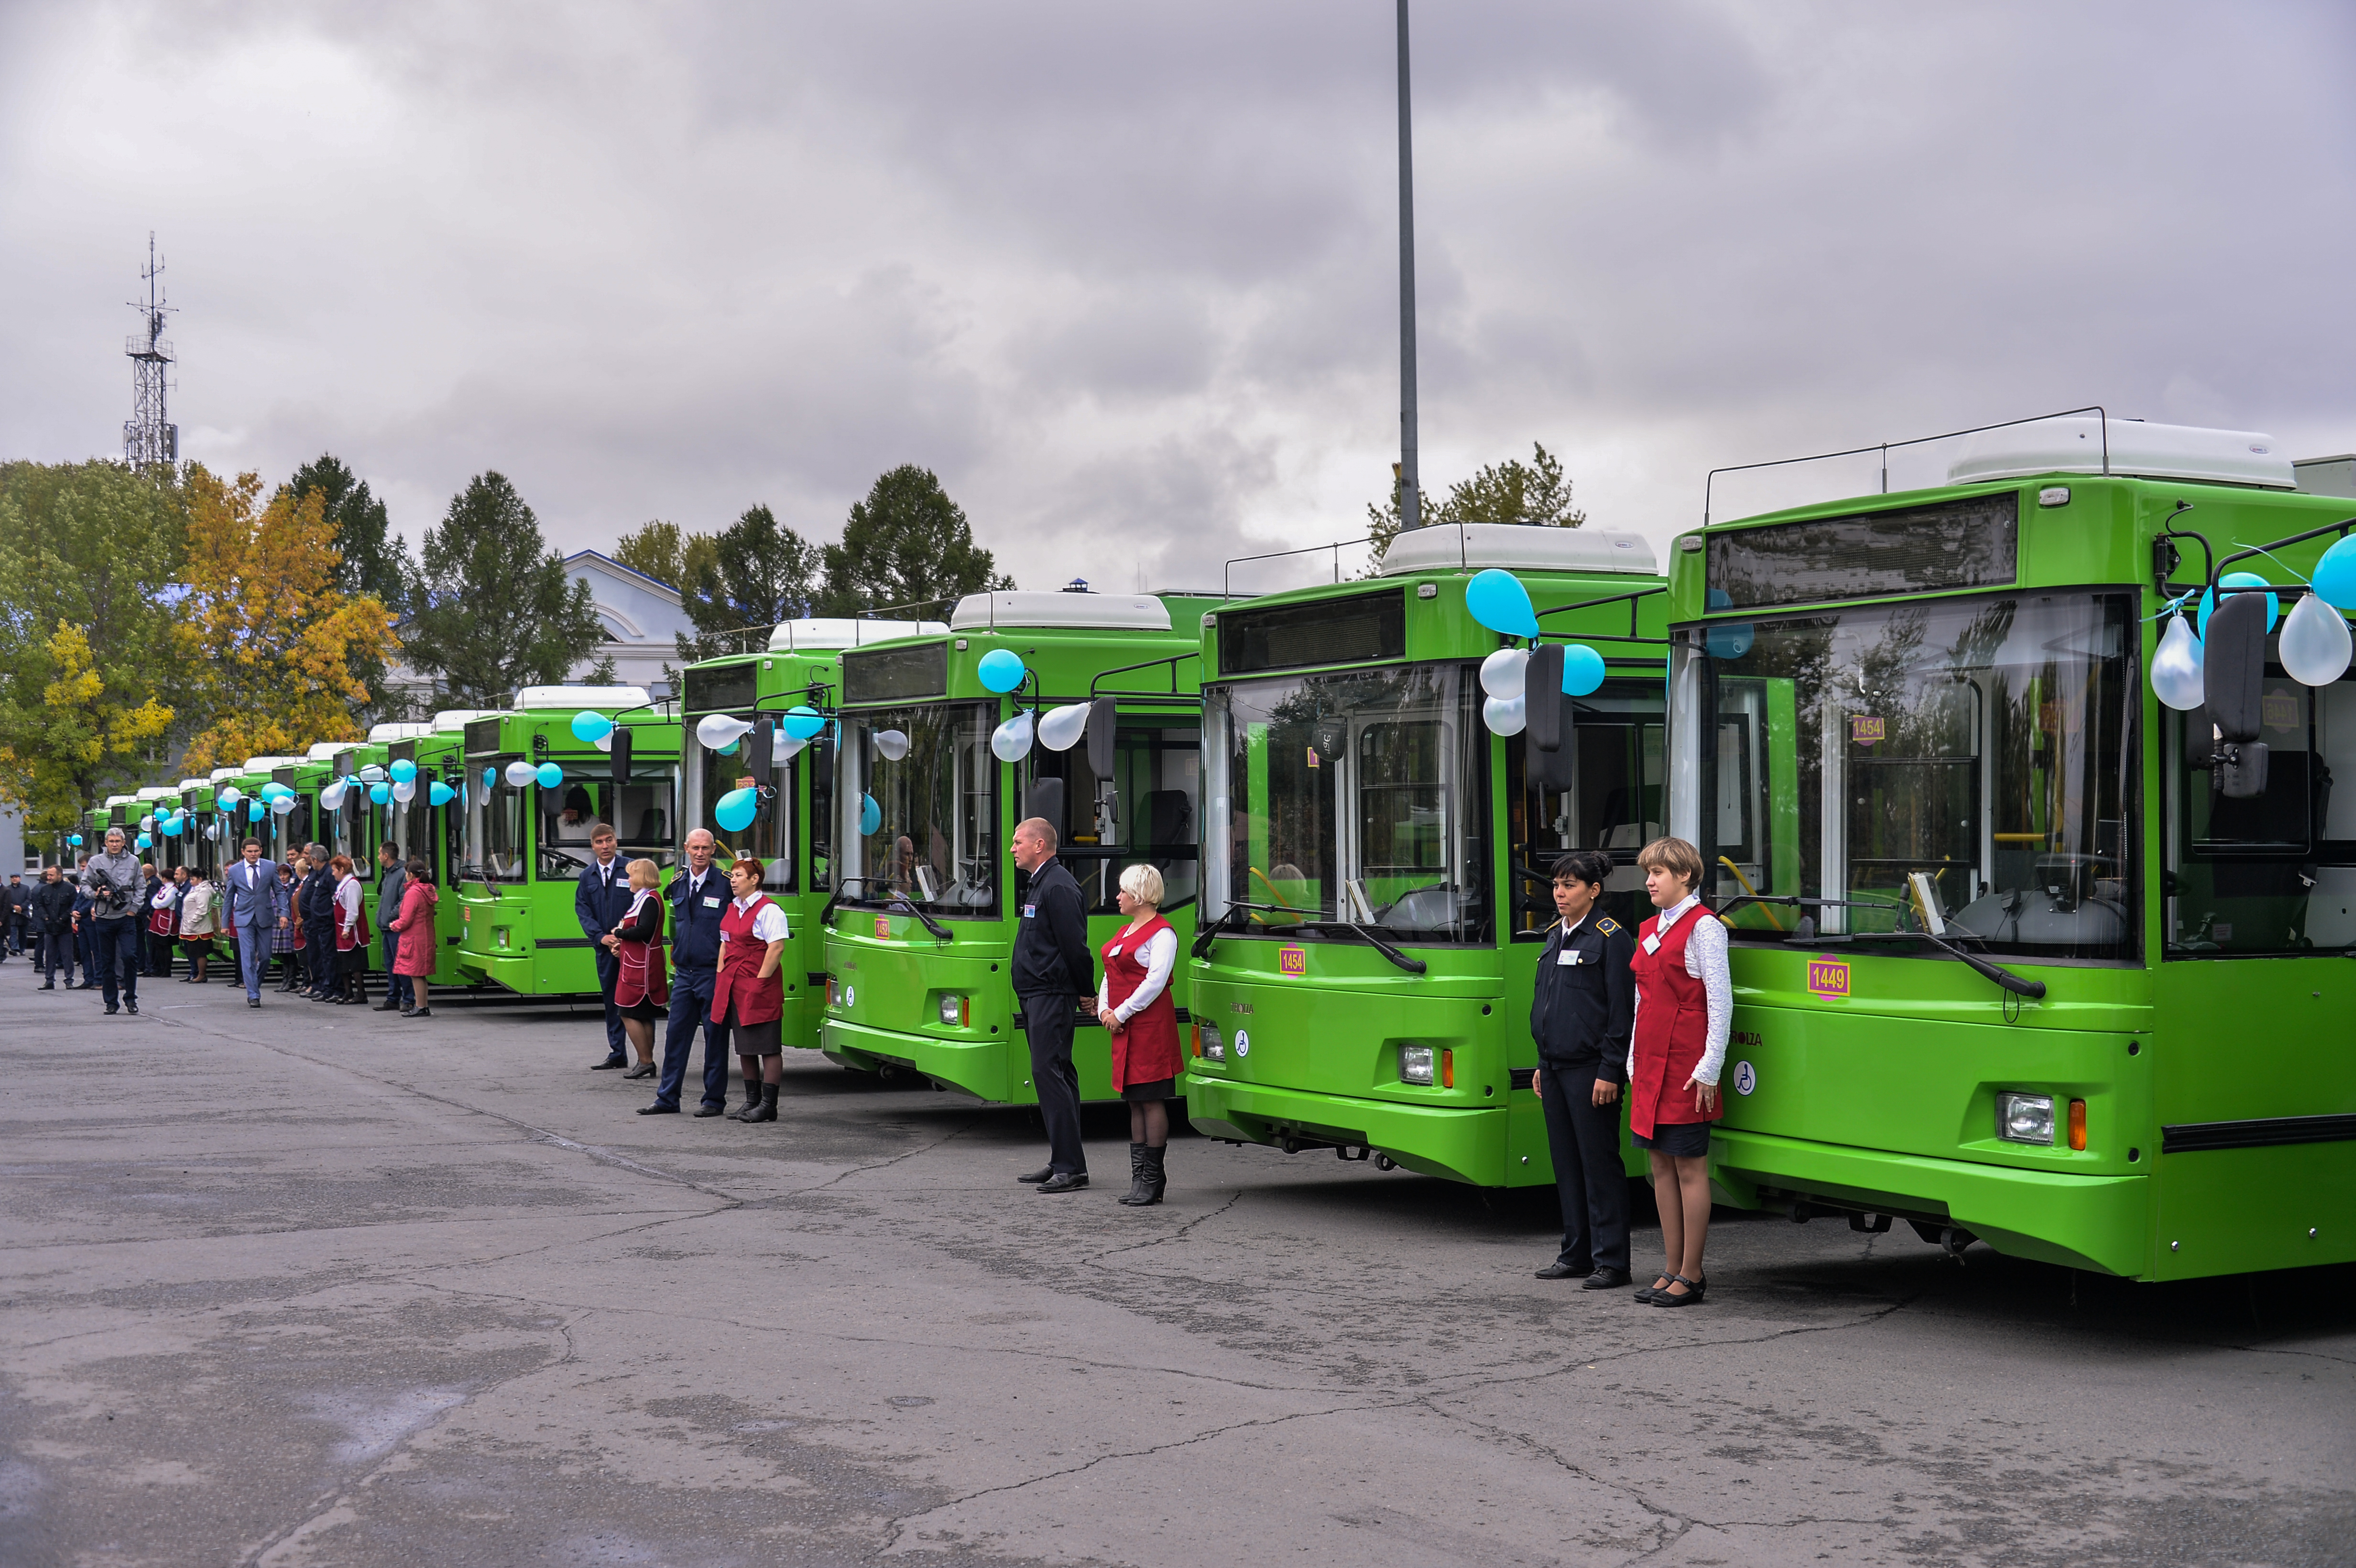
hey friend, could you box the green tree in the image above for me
[612,518,718,595]
[1366,442,1587,563]
[0,460,183,834]
[284,454,411,721]
[675,504,821,661]
[405,472,612,709]
[815,465,1011,617]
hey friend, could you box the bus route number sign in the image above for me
[874,915,891,938]
[1806,958,1851,1000]
[1278,945,1307,978]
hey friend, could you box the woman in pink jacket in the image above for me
[388,856,439,1019]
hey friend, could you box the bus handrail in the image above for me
[1089,651,1202,699]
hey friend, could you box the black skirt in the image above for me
[1120,1076,1178,1103]
[619,996,665,1023]
[721,1016,782,1055]
[1633,1121,1712,1157]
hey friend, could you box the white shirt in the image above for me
[334,874,363,933]
[1097,924,1178,1024]
[1626,894,1732,1087]
[721,893,790,945]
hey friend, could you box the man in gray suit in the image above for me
[222,838,280,1009]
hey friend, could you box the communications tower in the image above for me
[123,233,177,469]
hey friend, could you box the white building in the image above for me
[564,549,697,693]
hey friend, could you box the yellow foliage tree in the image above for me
[173,467,401,773]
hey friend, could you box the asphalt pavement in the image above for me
[1,967,2350,1568]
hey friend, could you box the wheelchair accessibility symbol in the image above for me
[1733,1060,1757,1097]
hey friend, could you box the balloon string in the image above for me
[2227,544,2312,584]
[2140,592,2196,624]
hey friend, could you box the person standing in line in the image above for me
[1527,850,1636,1288]
[328,853,369,1004]
[71,857,98,988]
[80,828,144,1015]
[1098,864,1182,1207]
[576,823,634,1070]
[389,856,438,1018]
[300,846,338,1000]
[1625,837,1730,1308]
[273,857,303,992]
[600,858,667,1077]
[713,855,790,1123]
[178,867,219,985]
[148,868,182,981]
[224,839,277,1009]
[5,872,30,958]
[371,844,410,1013]
[136,862,159,975]
[33,864,76,988]
[1008,817,1095,1193]
[640,829,732,1117]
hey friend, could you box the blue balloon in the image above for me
[369,783,392,805]
[2314,535,2356,610]
[67,834,81,846]
[535,762,564,789]
[248,802,265,820]
[570,709,613,743]
[1465,569,1540,638]
[1560,643,1606,697]
[976,648,1027,693]
[482,767,498,790]
[714,787,758,833]
[136,832,152,849]
[389,759,418,783]
[782,706,826,741]
[859,793,881,836]
[428,782,455,806]
[158,814,182,837]
[2200,571,2280,635]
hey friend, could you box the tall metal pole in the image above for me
[1396,0,1421,532]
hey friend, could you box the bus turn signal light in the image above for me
[2068,1099,2087,1151]
[1441,1049,1455,1089]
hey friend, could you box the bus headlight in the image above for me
[1400,1044,1436,1086]
[1997,1091,2055,1145]
[1199,1023,1224,1062]
[938,994,969,1027]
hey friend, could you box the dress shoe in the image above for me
[623,1062,655,1079]
[124,1000,137,1015]
[1035,1171,1089,1194]
[1535,1261,1592,1280]
[1015,1166,1055,1185]
[248,998,262,1009]
[1582,1268,1633,1290]
[638,1102,679,1115]
[372,999,400,1012]
[104,1005,119,1016]
[406,1007,432,1019]
[693,1103,725,1117]
[590,1055,627,1070]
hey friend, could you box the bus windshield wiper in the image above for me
[1190,899,1294,957]
[1300,921,1429,975]
[1723,895,2046,1000]
[819,877,883,927]
[890,896,953,943]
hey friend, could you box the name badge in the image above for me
[702,897,721,909]
[1024,904,1036,918]
[1558,949,1582,966]
[1641,934,1661,955]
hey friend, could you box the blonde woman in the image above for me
[600,858,669,1077]
[1098,863,1183,1206]
[178,869,218,984]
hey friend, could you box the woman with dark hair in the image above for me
[272,858,303,992]
[328,852,369,1005]
[390,856,439,1019]
[178,867,218,984]
[713,855,789,1122]
[148,867,182,980]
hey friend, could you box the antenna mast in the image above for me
[124,233,177,469]
[1395,0,1420,532]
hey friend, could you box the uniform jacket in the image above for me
[1529,912,1634,1083]
[667,865,728,970]
[1011,856,1093,997]
[576,854,634,941]
[301,866,337,927]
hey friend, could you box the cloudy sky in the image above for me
[5,2,2353,595]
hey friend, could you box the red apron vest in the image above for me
[711,895,784,1027]
[334,877,370,952]
[1101,915,1184,1091]
[1628,904,1719,1139]
[614,890,671,1010]
[148,902,175,937]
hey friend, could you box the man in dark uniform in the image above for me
[300,845,338,1000]
[576,823,634,1070]
[641,829,732,1116]
[1009,817,1095,1193]
[2,872,26,959]
[33,865,76,987]
[1530,849,1636,1287]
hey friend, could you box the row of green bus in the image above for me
[78,412,2356,1283]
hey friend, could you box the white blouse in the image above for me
[1097,925,1178,1024]
[721,894,791,945]
[1626,894,1732,1087]
[334,874,363,933]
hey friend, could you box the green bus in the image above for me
[821,590,1212,1100]
[455,686,681,996]
[1674,413,2356,1280]
[1180,524,1669,1186]
[678,616,946,1051]
[382,715,491,989]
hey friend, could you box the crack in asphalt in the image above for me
[1078,1185,1246,1267]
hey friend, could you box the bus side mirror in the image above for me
[2203,589,2268,744]
[1526,643,1574,788]
[611,726,633,789]
[1024,777,1066,842]
[745,719,775,787]
[1085,697,1118,780]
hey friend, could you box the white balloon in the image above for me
[2150,613,2206,711]
[990,710,1035,762]
[1479,647,1529,701]
[505,760,538,788]
[1482,694,1527,736]
[1036,702,1091,752]
[697,713,754,750]
[2279,591,2353,687]
[873,728,911,762]
[775,733,809,763]
[392,779,417,803]
[218,786,241,807]
[359,765,387,784]
[270,795,296,815]
[320,784,346,811]
[140,814,154,831]
[594,732,613,752]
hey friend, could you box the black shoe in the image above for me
[623,1062,655,1079]
[1653,1274,1706,1307]
[1582,1268,1633,1290]
[1122,1144,1166,1206]
[104,1006,119,1015]
[40,981,53,991]
[1535,1261,1593,1280]
[730,1095,760,1122]
[1634,1274,1672,1304]
[1116,1143,1150,1205]
[372,999,400,1012]
[248,998,261,1009]
[742,1088,777,1123]
[693,1103,725,1117]
[406,1007,432,1019]
[590,1055,627,1071]
[638,1102,679,1115]
[1036,1171,1089,1194]
[1016,1166,1055,1185]
[125,1000,137,1015]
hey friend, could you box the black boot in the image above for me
[1141,1144,1168,1205]
[744,1082,778,1123]
[731,1078,763,1120]
[1117,1142,1151,1206]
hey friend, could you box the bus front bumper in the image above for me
[1183,1074,1509,1187]
[822,1018,1031,1104]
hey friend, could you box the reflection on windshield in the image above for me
[1684,592,2137,959]
[1507,683,1663,933]
[1204,664,1490,942]
[838,703,998,915]
[461,766,526,883]
[686,718,789,889]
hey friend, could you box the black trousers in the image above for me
[1018,991,1087,1176]
[1538,1059,1631,1274]
[305,923,336,990]
[594,948,626,1056]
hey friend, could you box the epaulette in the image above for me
[1594,916,1621,934]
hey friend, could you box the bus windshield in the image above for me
[1680,590,2137,960]
[1202,662,1491,942]
[837,701,999,915]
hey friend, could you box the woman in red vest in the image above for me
[714,855,790,1124]
[600,857,669,1078]
[1625,837,1729,1307]
[1099,863,1183,1206]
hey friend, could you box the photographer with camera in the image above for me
[80,828,144,1016]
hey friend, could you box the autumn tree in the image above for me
[612,519,716,595]
[171,466,401,773]
[284,454,413,723]
[0,460,183,833]
[405,472,611,708]
[815,465,1011,617]
[1366,442,1587,562]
